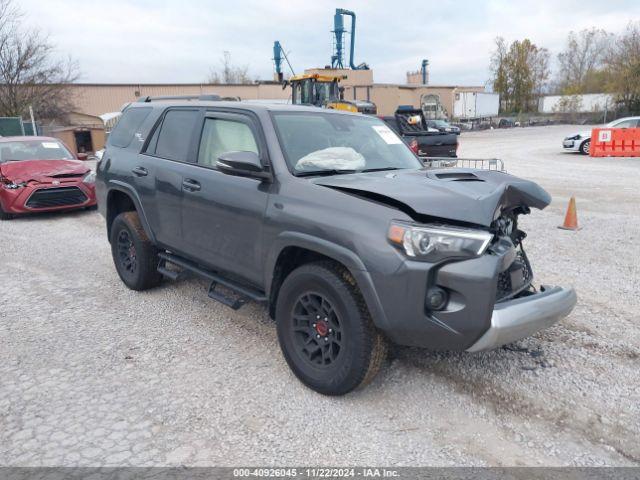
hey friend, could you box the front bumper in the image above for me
[0,182,96,214]
[466,285,577,352]
[365,236,576,351]
[562,139,580,151]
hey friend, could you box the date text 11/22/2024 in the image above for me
[232,467,400,477]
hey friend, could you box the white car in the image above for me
[563,116,640,155]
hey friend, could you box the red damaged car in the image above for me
[0,136,97,220]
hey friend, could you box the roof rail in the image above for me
[137,94,221,103]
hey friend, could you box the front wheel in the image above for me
[0,203,13,220]
[110,211,162,291]
[580,139,591,155]
[276,261,387,395]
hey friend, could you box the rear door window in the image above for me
[197,117,259,168]
[109,107,151,148]
[154,110,199,161]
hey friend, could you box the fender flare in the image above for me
[106,180,157,244]
[264,231,390,330]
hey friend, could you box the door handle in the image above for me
[132,166,148,177]
[182,179,201,192]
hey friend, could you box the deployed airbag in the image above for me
[296,147,365,171]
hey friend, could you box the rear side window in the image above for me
[109,108,151,148]
[382,117,399,133]
[614,119,637,128]
[197,118,258,167]
[154,110,199,161]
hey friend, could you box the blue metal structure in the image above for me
[331,8,368,70]
[331,11,345,68]
[272,40,295,81]
[273,41,283,78]
[421,59,429,85]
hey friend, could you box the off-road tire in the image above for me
[0,204,13,220]
[580,139,590,155]
[110,211,162,291]
[276,261,388,395]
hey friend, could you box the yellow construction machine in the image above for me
[285,73,376,114]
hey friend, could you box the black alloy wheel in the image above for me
[292,292,343,367]
[117,229,137,275]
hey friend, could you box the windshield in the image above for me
[272,112,423,175]
[0,140,74,164]
[315,82,335,105]
[432,120,449,127]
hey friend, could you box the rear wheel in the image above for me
[276,261,387,395]
[580,139,591,155]
[110,211,161,290]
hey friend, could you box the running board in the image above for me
[157,252,267,310]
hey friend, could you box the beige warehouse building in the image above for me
[68,68,485,119]
[57,69,485,155]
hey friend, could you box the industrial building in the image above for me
[47,74,486,157]
[66,75,485,119]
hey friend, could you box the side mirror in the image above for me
[77,152,88,160]
[216,151,270,180]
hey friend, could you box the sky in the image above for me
[19,0,640,86]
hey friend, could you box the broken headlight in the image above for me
[388,222,493,262]
[1,176,25,189]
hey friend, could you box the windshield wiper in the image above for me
[360,167,401,173]
[295,169,358,177]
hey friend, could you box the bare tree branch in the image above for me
[556,28,612,94]
[206,51,254,84]
[0,0,79,122]
[604,21,640,113]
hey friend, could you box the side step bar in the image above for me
[157,252,267,310]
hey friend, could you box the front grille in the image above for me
[496,249,533,302]
[25,187,88,209]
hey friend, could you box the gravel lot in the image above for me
[1,125,639,467]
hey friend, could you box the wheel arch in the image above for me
[106,183,156,244]
[265,232,390,330]
[580,138,591,154]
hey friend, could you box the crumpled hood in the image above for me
[313,168,551,227]
[0,160,88,183]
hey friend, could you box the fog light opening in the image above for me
[427,287,449,311]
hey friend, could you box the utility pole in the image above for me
[29,105,36,135]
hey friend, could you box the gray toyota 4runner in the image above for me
[96,98,577,396]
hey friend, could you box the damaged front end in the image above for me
[313,168,576,351]
[488,210,535,303]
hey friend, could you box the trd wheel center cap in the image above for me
[315,321,329,337]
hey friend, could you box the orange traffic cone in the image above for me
[558,196,581,230]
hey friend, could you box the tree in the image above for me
[556,28,612,94]
[490,37,510,111]
[0,0,78,122]
[490,37,550,113]
[604,21,640,113]
[207,51,253,84]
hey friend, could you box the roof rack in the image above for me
[137,94,221,103]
